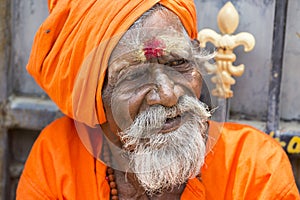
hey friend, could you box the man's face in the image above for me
[102,8,210,194]
[103,9,203,134]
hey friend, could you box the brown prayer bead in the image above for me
[110,181,117,188]
[108,174,115,181]
[111,196,119,200]
[111,188,118,195]
[107,167,114,174]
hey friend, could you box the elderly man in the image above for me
[17,0,299,199]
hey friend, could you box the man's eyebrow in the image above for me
[166,46,193,60]
[160,36,193,58]
[109,51,141,74]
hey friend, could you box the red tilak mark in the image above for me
[143,38,166,60]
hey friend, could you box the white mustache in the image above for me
[119,95,211,147]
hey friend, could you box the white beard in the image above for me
[119,95,211,195]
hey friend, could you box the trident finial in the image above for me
[198,1,255,98]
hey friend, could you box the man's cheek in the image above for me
[192,80,202,98]
[186,72,202,97]
[175,77,201,97]
[111,91,134,130]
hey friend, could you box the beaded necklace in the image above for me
[102,141,119,200]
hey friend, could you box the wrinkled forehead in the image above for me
[109,8,192,63]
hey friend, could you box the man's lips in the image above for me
[160,115,182,133]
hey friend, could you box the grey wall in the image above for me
[281,0,300,121]
[11,0,48,95]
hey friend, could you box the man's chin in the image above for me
[126,152,205,195]
[128,123,206,195]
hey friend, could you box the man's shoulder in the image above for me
[42,116,76,134]
[215,121,289,168]
[221,122,280,148]
[208,121,281,154]
[18,118,99,199]
[37,116,78,148]
[203,122,298,199]
[41,115,76,134]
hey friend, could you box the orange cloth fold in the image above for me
[27,0,197,127]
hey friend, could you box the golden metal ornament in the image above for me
[198,1,255,98]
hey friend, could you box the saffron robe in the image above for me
[17,116,300,199]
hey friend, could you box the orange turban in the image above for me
[27,0,197,127]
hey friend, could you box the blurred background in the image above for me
[0,0,299,199]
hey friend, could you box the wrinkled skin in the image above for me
[101,8,203,200]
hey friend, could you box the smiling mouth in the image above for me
[160,115,183,133]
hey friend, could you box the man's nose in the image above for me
[146,68,183,107]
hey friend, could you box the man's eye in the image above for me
[167,59,186,66]
[117,67,146,84]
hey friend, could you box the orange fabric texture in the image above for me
[17,117,300,199]
[27,0,197,127]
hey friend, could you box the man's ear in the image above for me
[101,71,112,108]
[200,80,212,110]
